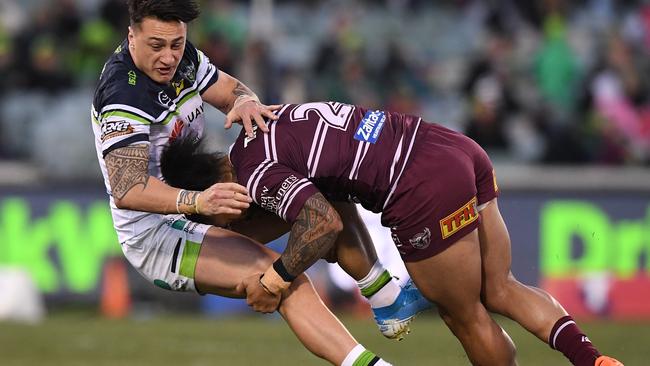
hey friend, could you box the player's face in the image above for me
[128,17,186,84]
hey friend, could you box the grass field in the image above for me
[0,312,646,365]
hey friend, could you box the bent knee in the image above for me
[482,276,519,313]
[438,302,491,329]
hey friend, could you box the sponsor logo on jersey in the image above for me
[172,79,184,96]
[354,110,386,144]
[158,91,174,108]
[439,197,478,239]
[100,120,134,141]
[168,120,185,143]
[409,227,431,249]
[260,175,299,213]
[186,104,204,123]
[179,63,196,83]
[128,70,137,86]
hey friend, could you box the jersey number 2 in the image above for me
[290,102,354,130]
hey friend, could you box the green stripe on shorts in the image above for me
[179,240,201,279]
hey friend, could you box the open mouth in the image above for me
[157,66,174,76]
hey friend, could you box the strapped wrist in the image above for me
[175,189,201,215]
[262,264,293,294]
[272,258,297,283]
[194,192,202,214]
[259,274,276,296]
[175,189,185,214]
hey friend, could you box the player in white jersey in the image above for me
[90,1,396,365]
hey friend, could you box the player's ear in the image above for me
[128,26,135,44]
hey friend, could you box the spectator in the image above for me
[462,22,519,152]
[2,0,650,166]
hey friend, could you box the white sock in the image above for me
[341,344,392,366]
[356,261,401,308]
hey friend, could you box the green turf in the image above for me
[0,312,646,365]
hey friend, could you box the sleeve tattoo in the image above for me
[280,193,341,277]
[105,144,149,200]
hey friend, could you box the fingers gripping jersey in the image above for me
[228,102,421,223]
[91,39,219,243]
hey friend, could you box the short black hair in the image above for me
[161,136,226,191]
[127,0,200,25]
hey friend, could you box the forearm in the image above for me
[262,194,343,294]
[118,176,200,214]
[106,144,199,215]
[202,70,259,115]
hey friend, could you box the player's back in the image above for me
[229,102,421,214]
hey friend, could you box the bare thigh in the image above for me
[406,229,516,365]
[194,226,279,297]
[478,198,567,339]
[406,229,483,313]
[478,199,515,296]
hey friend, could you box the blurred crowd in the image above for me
[1,0,650,167]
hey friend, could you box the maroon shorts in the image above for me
[381,121,499,262]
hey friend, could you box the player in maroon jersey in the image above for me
[162,102,623,366]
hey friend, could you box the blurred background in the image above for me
[0,0,649,364]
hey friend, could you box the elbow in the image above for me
[113,196,135,210]
[113,196,126,209]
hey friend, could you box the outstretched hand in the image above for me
[236,273,282,314]
[197,182,252,216]
[224,99,282,138]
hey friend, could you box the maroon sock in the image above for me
[549,316,601,366]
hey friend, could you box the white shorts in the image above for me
[121,215,211,293]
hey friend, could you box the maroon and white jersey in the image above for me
[228,102,421,223]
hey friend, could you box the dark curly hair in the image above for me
[127,0,200,25]
[161,136,227,191]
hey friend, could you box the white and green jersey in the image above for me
[92,39,219,243]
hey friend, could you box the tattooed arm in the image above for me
[201,69,279,137]
[277,193,344,279]
[202,201,376,280]
[237,192,343,313]
[106,144,251,215]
